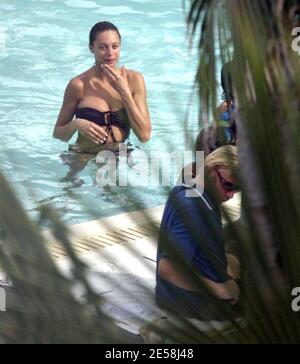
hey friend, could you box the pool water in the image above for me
[0,0,200,225]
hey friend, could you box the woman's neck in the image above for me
[93,63,105,79]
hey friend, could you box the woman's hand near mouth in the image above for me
[102,64,131,97]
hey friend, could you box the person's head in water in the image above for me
[89,21,121,68]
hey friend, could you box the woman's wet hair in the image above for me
[89,21,121,46]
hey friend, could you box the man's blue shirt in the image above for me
[156,185,229,318]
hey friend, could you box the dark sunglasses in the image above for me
[216,169,240,193]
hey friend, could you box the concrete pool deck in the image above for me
[41,193,241,335]
[44,193,241,261]
[43,204,164,260]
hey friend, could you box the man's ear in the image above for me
[89,44,93,53]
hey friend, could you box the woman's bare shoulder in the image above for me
[63,77,83,101]
[126,69,145,92]
[126,68,144,81]
[66,68,94,96]
[67,76,83,89]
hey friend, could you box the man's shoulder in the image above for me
[170,185,207,202]
[167,185,208,216]
[169,185,192,204]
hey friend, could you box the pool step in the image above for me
[47,224,161,259]
[44,192,241,260]
[43,205,163,259]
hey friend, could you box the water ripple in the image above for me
[94,6,143,15]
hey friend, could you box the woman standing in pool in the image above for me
[53,21,151,155]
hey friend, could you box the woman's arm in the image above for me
[103,65,151,142]
[53,78,109,144]
[53,78,82,141]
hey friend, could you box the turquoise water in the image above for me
[0,0,199,224]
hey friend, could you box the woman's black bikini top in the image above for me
[75,107,130,143]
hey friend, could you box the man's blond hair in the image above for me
[205,145,238,175]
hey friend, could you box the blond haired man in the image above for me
[156,145,241,320]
